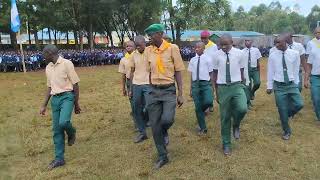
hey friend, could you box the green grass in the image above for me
[1,61,320,179]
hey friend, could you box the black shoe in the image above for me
[134,134,148,143]
[68,133,76,146]
[197,128,208,136]
[154,158,169,170]
[223,146,231,156]
[48,159,65,170]
[233,127,240,140]
[282,133,290,140]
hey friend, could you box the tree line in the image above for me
[0,0,319,49]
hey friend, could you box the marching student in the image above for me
[188,42,214,135]
[212,34,248,155]
[267,35,303,140]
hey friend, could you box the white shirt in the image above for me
[288,41,305,56]
[267,48,300,89]
[204,44,219,64]
[306,38,320,75]
[269,47,277,55]
[242,47,262,68]
[212,47,246,84]
[188,53,213,81]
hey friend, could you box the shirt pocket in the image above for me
[162,53,174,71]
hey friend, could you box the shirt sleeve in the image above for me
[256,48,262,59]
[118,58,126,74]
[299,44,306,55]
[267,55,274,90]
[65,61,80,84]
[306,41,312,56]
[212,54,219,70]
[207,56,214,73]
[45,68,51,87]
[171,44,185,71]
[239,51,246,69]
[294,52,301,85]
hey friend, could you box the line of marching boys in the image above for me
[117,26,320,169]
[39,24,320,170]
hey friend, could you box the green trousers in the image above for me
[273,81,304,134]
[145,85,176,160]
[191,81,213,130]
[298,70,303,92]
[51,92,76,161]
[310,75,320,120]
[249,68,261,98]
[126,79,137,127]
[244,85,252,106]
[217,83,247,147]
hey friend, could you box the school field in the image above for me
[1,60,320,180]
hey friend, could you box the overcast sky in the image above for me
[172,0,318,16]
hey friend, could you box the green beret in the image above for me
[144,24,165,35]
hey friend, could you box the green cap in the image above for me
[144,24,165,35]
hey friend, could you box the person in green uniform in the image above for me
[40,45,81,170]
[188,42,214,135]
[266,35,304,140]
[144,23,185,169]
[242,38,262,101]
[212,34,248,155]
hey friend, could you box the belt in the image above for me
[274,81,293,85]
[192,80,210,82]
[311,75,320,77]
[217,81,241,86]
[53,91,73,97]
[151,83,175,89]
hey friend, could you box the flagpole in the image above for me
[17,31,26,73]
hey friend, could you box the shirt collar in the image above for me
[49,56,62,67]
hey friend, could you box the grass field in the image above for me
[1,60,320,180]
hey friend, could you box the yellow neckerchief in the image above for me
[205,40,215,49]
[312,38,320,48]
[152,39,171,74]
[124,52,133,59]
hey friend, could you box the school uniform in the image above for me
[288,42,306,92]
[242,47,262,99]
[129,49,151,137]
[267,48,304,136]
[144,39,185,163]
[46,56,80,161]
[118,54,136,127]
[212,47,248,148]
[188,53,214,132]
[306,38,320,120]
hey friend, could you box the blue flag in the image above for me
[11,0,21,33]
